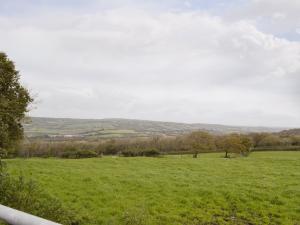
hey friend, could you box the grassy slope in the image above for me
[6,152,300,225]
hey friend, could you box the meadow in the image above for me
[5,152,300,225]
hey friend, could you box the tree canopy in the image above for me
[0,52,33,157]
[216,134,253,158]
[187,131,215,157]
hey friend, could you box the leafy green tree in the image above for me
[0,52,33,157]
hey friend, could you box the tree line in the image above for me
[17,131,300,159]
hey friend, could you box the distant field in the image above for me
[6,152,300,225]
[24,117,285,139]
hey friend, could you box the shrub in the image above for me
[61,150,98,158]
[122,149,139,157]
[61,151,77,159]
[76,150,97,158]
[121,148,160,157]
[142,149,160,157]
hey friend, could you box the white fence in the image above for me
[0,204,61,225]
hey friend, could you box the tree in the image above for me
[258,134,281,147]
[0,52,33,157]
[249,132,268,147]
[239,134,253,156]
[187,131,215,158]
[290,135,300,146]
[280,137,292,146]
[216,134,252,158]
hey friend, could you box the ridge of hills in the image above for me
[24,117,287,140]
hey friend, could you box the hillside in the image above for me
[279,129,300,136]
[23,117,286,140]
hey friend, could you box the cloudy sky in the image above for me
[1,0,299,127]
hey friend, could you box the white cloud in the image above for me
[229,0,300,38]
[0,7,299,127]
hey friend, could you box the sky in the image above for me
[0,0,299,127]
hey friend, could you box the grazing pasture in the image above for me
[6,152,300,225]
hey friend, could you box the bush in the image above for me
[142,149,160,157]
[103,140,120,155]
[121,148,160,157]
[122,149,139,157]
[61,150,98,159]
[76,150,98,158]
[0,160,80,225]
[61,151,77,158]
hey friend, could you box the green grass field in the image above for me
[5,152,300,225]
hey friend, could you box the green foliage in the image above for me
[0,52,33,157]
[121,148,139,157]
[20,142,100,158]
[61,151,78,159]
[5,152,300,225]
[76,150,98,158]
[121,148,160,157]
[103,140,120,155]
[142,148,160,157]
[61,150,98,159]
[0,160,80,225]
[16,131,300,159]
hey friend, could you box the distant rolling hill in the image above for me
[23,117,287,140]
[279,129,300,136]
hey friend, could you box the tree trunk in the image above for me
[193,152,198,158]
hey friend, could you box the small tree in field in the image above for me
[187,131,215,158]
[240,134,253,156]
[0,52,33,157]
[217,134,252,158]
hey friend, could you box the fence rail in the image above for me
[0,204,61,225]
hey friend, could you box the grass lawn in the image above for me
[5,152,300,225]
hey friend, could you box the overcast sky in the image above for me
[1,0,299,127]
